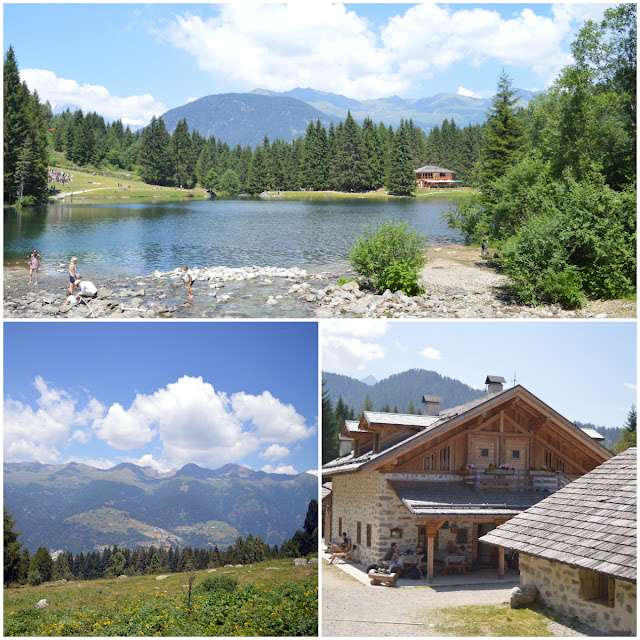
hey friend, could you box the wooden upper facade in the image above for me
[414,164,458,188]
[323,383,612,482]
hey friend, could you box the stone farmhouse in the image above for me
[322,376,612,582]
[480,447,636,636]
[414,164,459,188]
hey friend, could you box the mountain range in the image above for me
[323,368,486,415]
[4,462,317,554]
[159,86,542,147]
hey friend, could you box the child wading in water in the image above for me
[28,249,41,285]
[183,265,195,299]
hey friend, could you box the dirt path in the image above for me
[51,187,113,199]
[321,562,514,637]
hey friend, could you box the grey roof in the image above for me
[415,164,455,174]
[322,481,332,501]
[486,375,506,384]
[344,420,366,434]
[479,448,637,583]
[389,481,548,518]
[323,392,503,475]
[422,395,442,403]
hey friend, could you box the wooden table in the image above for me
[441,563,471,575]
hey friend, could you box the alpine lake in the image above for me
[4,196,462,318]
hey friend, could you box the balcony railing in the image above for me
[460,469,565,493]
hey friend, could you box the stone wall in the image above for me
[332,471,464,566]
[519,554,636,636]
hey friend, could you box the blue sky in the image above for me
[4,3,614,125]
[4,322,318,475]
[322,321,637,429]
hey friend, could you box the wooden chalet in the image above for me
[479,448,636,635]
[414,164,459,188]
[322,376,612,582]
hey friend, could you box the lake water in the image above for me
[4,197,462,278]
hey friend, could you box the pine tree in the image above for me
[361,117,384,189]
[247,145,268,194]
[170,118,195,187]
[385,119,416,195]
[322,382,338,464]
[4,506,22,587]
[31,546,54,583]
[614,405,637,453]
[138,116,173,185]
[333,112,371,191]
[4,46,29,203]
[480,71,525,187]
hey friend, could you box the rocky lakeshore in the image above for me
[3,246,635,319]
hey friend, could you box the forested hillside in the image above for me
[4,462,316,553]
[322,369,485,463]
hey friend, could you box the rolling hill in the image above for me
[4,462,317,554]
[160,93,333,146]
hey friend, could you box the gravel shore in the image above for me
[4,245,635,319]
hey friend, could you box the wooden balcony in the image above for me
[460,469,570,493]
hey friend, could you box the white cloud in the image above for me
[420,347,442,361]
[624,382,637,391]
[186,97,198,103]
[64,456,118,469]
[4,376,105,463]
[231,391,315,442]
[305,469,320,477]
[19,68,166,122]
[260,464,298,475]
[120,454,174,473]
[259,444,291,461]
[457,87,484,99]
[322,320,388,371]
[150,4,602,100]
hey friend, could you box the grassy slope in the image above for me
[4,559,318,636]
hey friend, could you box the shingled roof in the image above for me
[389,480,547,519]
[479,448,637,583]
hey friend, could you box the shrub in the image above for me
[198,575,238,593]
[27,570,42,586]
[349,218,428,295]
[17,195,41,207]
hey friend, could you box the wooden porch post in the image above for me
[498,546,505,579]
[426,522,438,582]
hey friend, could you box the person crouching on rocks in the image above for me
[74,279,98,298]
[182,265,195,299]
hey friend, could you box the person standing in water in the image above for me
[28,249,41,285]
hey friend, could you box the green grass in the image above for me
[4,559,317,636]
[428,603,556,636]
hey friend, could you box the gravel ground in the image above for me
[321,563,597,637]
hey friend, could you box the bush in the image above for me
[198,575,238,593]
[17,195,41,207]
[27,570,43,586]
[349,218,428,295]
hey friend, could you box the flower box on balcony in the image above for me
[486,468,515,474]
[529,470,555,477]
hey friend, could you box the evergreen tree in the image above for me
[385,119,416,195]
[138,116,173,185]
[31,546,54,583]
[3,46,29,203]
[4,506,22,587]
[333,112,371,191]
[614,405,637,454]
[322,382,338,464]
[361,117,384,189]
[170,118,195,187]
[246,145,268,194]
[479,71,526,187]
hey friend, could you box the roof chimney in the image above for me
[339,435,353,457]
[485,375,506,394]
[421,395,442,416]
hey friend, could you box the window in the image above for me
[356,521,361,544]
[512,451,520,459]
[366,524,372,547]
[456,528,468,544]
[481,449,489,457]
[579,569,614,607]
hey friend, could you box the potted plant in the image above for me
[492,463,516,474]
[460,463,476,475]
[529,465,555,476]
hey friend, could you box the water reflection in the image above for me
[4,198,463,277]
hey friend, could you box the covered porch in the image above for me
[388,480,546,582]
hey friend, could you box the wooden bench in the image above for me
[441,563,472,576]
[369,570,399,586]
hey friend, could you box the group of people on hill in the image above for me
[48,169,73,184]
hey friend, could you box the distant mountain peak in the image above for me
[361,375,378,386]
